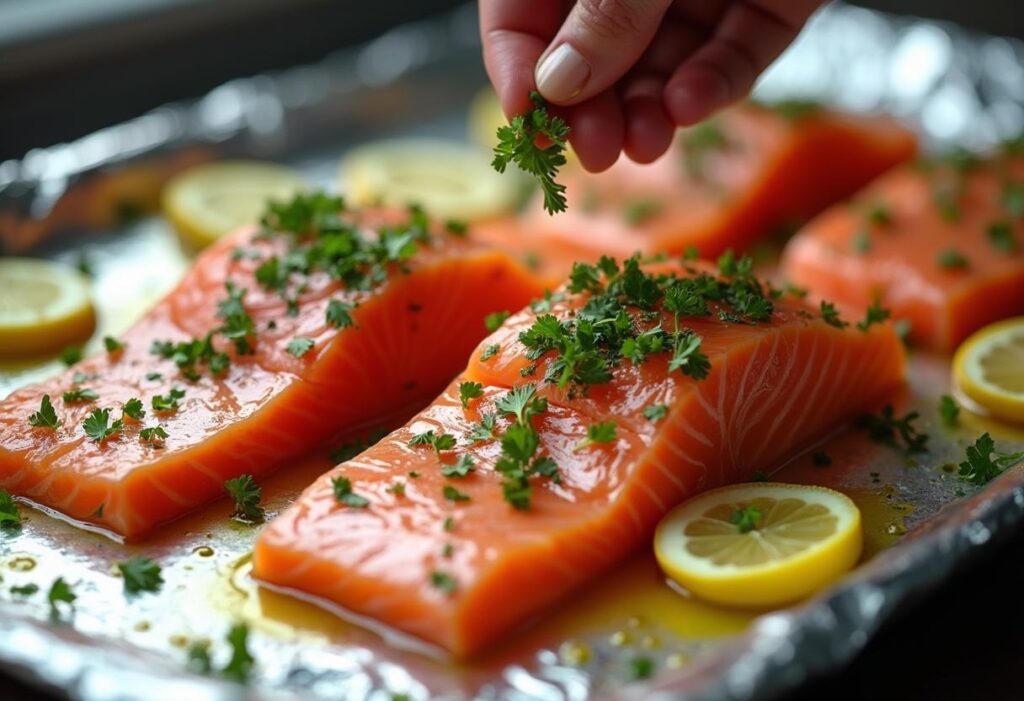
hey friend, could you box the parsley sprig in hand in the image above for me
[492,91,570,215]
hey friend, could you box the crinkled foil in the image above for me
[1,3,1023,701]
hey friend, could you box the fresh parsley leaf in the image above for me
[987,221,1018,253]
[286,336,315,358]
[939,395,960,427]
[443,485,471,502]
[445,219,468,236]
[459,381,484,408]
[627,656,655,681]
[442,516,455,531]
[60,346,83,366]
[468,414,497,443]
[224,475,265,522]
[442,454,475,478]
[122,397,145,421]
[103,336,125,353]
[325,299,355,329]
[857,405,928,454]
[47,577,76,617]
[958,433,1024,486]
[408,430,457,454]
[62,387,98,403]
[386,482,406,497]
[0,489,22,529]
[480,343,500,362]
[485,310,511,332]
[492,91,570,215]
[820,301,848,329]
[576,421,617,450]
[729,506,761,533]
[857,301,891,332]
[83,408,123,443]
[29,394,61,429]
[221,623,255,683]
[865,202,892,227]
[139,425,169,444]
[669,331,711,380]
[216,283,256,355]
[186,642,213,674]
[117,556,163,594]
[152,387,186,412]
[331,476,370,508]
[643,404,668,422]
[10,583,38,596]
[623,199,662,226]
[430,571,457,594]
[937,248,969,270]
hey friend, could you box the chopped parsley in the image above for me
[851,229,872,254]
[443,516,456,531]
[152,387,186,412]
[987,221,1017,252]
[643,404,668,422]
[442,454,475,478]
[958,433,1024,486]
[856,301,891,332]
[11,584,38,596]
[492,91,570,215]
[576,421,617,450]
[117,556,163,594]
[485,311,511,332]
[939,395,960,427]
[286,336,315,358]
[139,425,169,445]
[222,623,255,683]
[29,394,61,429]
[216,282,256,355]
[332,476,370,508]
[122,397,145,421]
[386,482,406,497]
[627,655,655,681]
[60,346,83,366]
[62,387,98,403]
[820,301,848,329]
[0,489,22,529]
[83,408,123,443]
[493,384,558,510]
[857,405,928,454]
[937,248,968,270]
[224,475,265,522]
[150,335,229,381]
[408,430,457,454]
[445,219,468,236]
[430,571,457,594]
[325,299,355,329]
[443,484,471,502]
[669,331,711,380]
[458,381,484,408]
[186,642,212,674]
[103,336,125,353]
[467,414,497,443]
[623,199,662,226]
[865,202,892,227]
[729,506,761,533]
[47,577,76,617]
[1003,181,1024,217]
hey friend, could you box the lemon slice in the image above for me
[0,258,96,358]
[163,161,309,249]
[654,483,862,608]
[953,317,1024,423]
[340,138,521,221]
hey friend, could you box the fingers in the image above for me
[664,0,822,125]
[621,76,674,164]
[534,0,673,105]
[566,89,625,172]
[480,0,564,119]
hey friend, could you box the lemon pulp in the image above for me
[0,258,96,358]
[953,317,1024,423]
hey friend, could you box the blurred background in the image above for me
[2,0,1023,160]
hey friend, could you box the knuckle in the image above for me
[575,0,645,39]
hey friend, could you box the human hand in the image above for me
[481,0,824,171]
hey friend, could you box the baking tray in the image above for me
[2,3,1024,700]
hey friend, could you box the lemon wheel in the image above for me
[162,161,309,250]
[953,317,1024,424]
[340,138,521,222]
[654,483,862,608]
[0,258,96,358]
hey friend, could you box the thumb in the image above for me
[535,0,672,105]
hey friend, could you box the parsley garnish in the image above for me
[445,219,468,237]
[492,91,570,215]
[937,248,968,270]
[152,387,185,412]
[325,299,355,329]
[493,384,557,510]
[139,425,169,445]
[458,381,484,408]
[857,405,928,454]
[60,346,83,366]
[224,475,265,522]
[643,404,668,422]
[987,221,1017,252]
[83,408,123,443]
[408,430,456,454]
[820,301,848,329]
[958,433,1024,486]
[11,584,38,596]
[851,229,872,254]
[669,331,711,379]
[222,623,255,683]
[443,516,455,531]
[443,485,471,502]
[576,421,617,450]
[216,283,256,355]
[386,482,406,497]
[442,454,476,478]
[1003,182,1024,217]
[485,311,511,332]
[117,556,163,594]
[0,489,22,529]
[29,394,61,429]
[151,335,229,380]
[480,344,500,362]
[856,301,891,332]
[286,336,315,358]
[865,202,892,227]
[623,199,662,226]
[332,476,370,508]
[627,656,655,681]
[186,642,212,674]
[122,397,145,421]
[468,414,497,443]
[48,577,76,617]
[63,386,101,405]
[729,506,761,533]
[430,571,457,594]
[939,395,960,427]
[103,336,125,353]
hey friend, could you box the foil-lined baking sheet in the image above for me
[1,3,1023,700]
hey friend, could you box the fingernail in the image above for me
[535,43,590,102]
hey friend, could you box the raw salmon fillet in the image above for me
[477,102,916,285]
[0,203,541,538]
[254,257,905,656]
[781,150,1024,351]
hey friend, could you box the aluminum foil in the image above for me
[1,3,1024,701]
